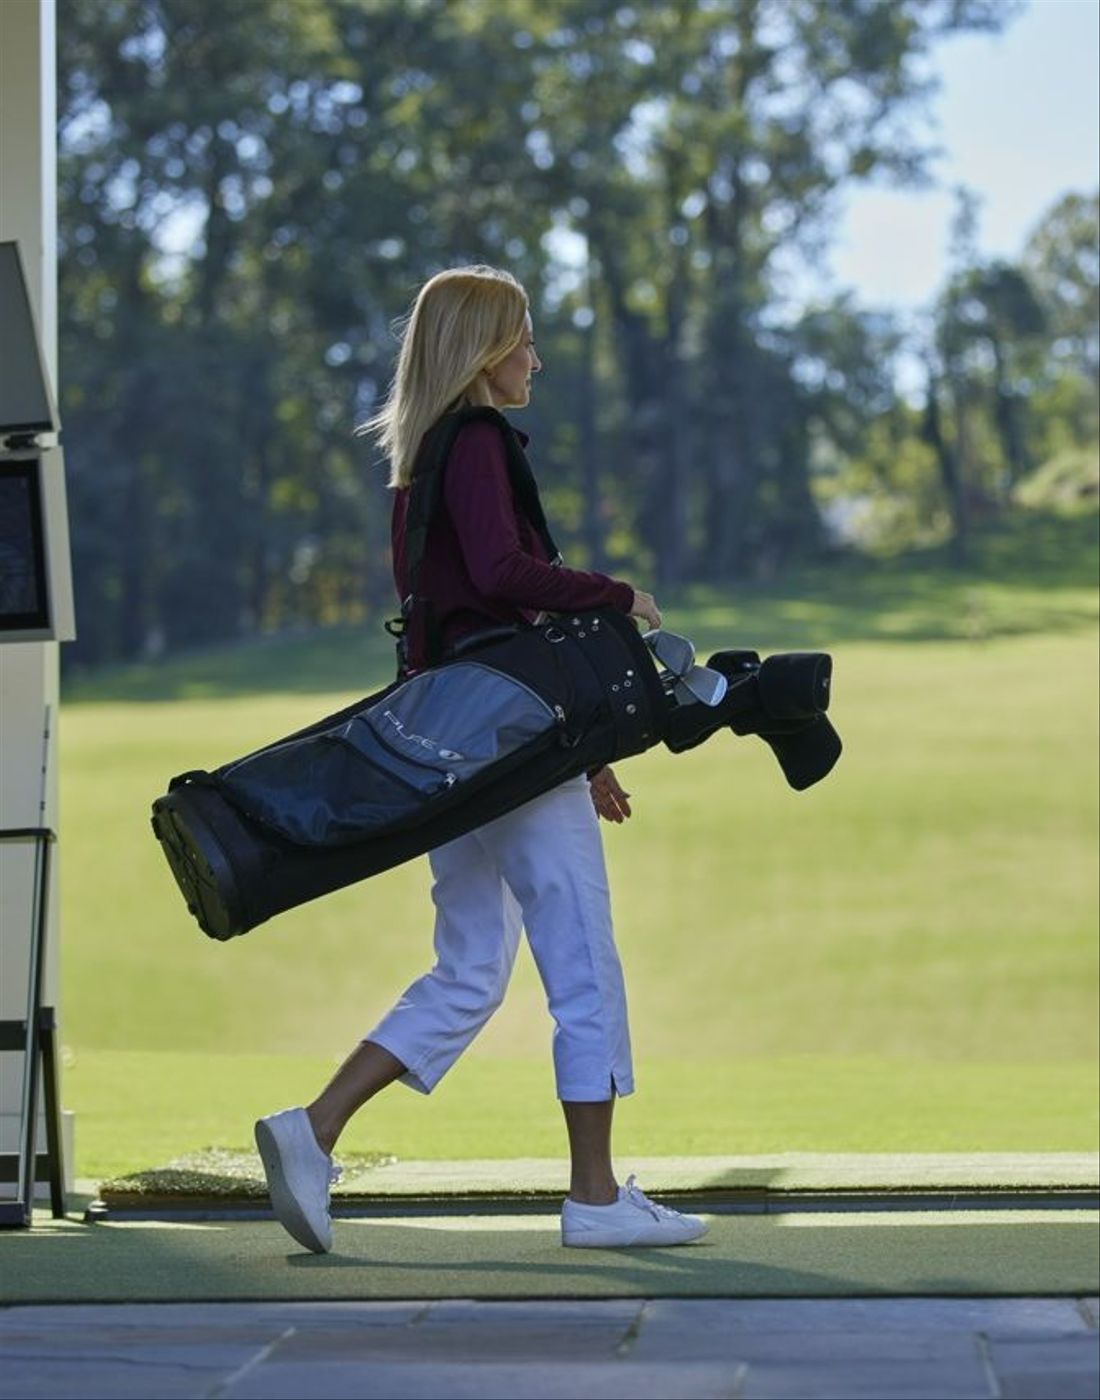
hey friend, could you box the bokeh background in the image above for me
[53,0,1098,1179]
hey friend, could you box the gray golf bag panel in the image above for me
[220,656,569,847]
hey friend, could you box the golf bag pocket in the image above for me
[216,659,567,847]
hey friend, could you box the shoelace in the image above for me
[327,1161,343,1191]
[622,1173,680,1221]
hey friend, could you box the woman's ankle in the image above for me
[568,1177,619,1205]
[305,1102,339,1157]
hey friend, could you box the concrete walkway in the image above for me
[0,1296,1096,1398]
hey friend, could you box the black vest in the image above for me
[386,404,563,678]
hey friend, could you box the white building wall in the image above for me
[0,0,74,1194]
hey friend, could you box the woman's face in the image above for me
[486,312,541,408]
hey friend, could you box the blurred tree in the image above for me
[942,260,1047,499]
[1022,189,1100,455]
[1023,190,1100,389]
[58,0,1084,671]
[537,0,1022,580]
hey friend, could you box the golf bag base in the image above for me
[151,609,840,942]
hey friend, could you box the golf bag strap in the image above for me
[392,406,562,675]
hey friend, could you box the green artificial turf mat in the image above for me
[95,1151,1100,1208]
[2,1209,1096,1303]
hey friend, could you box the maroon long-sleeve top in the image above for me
[391,418,635,675]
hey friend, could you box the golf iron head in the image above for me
[642,629,729,707]
[672,665,729,708]
[642,628,696,678]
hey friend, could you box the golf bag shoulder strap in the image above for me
[390,405,562,676]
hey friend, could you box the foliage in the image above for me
[1013,444,1100,515]
[53,0,1096,670]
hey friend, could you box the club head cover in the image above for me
[661,650,761,753]
[757,651,832,718]
[706,649,761,680]
[707,650,841,788]
[761,713,842,790]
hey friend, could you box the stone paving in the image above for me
[0,1296,1096,1399]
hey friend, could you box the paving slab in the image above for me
[220,1358,745,1399]
[0,1300,428,1329]
[987,1334,1100,1371]
[265,1322,633,1363]
[0,1358,224,1400]
[633,1295,1091,1336]
[0,1321,282,1368]
[737,1359,995,1399]
[630,1323,986,1365]
[419,1297,643,1328]
[0,1296,1096,1400]
[998,1376,1100,1400]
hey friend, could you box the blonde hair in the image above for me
[354,264,529,489]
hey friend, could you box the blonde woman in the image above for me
[255,265,708,1255]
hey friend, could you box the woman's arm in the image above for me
[443,422,635,615]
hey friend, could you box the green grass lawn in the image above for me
[58,512,1100,1179]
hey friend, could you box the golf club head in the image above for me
[672,664,729,707]
[642,629,696,678]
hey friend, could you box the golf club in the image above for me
[673,665,729,707]
[642,628,696,678]
[643,629,728,707]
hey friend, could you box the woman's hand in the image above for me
[628,588,662,631]
[589,765,632,822]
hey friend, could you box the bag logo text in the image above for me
[382,710,464,763]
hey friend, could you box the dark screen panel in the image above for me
[0,459,50,631]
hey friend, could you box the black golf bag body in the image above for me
[154,607,672,941]
[151,406,840,942]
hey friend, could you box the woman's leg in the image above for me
[306,1040,407,1156]
[305,825,523,1155]
[474,774,634,1204]
[562,1099,617,1204]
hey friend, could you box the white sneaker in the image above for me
[254,1106,342,1253]
[561,1173,709,1248]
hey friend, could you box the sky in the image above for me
[807,0,1099,314]
[149,0,1099,351]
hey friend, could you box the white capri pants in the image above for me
[365,772,634,1102]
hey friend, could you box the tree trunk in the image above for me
[576,291,604,573]
[990,330,1030,498]
[921,367,968,566]
[658,225,691,588]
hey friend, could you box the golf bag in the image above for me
[151,610,840,942]
[150,407,841,942]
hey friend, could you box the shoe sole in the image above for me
[254,1118,330,1253]
[562,1224,709,1248]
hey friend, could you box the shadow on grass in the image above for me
[61,510,1098,705]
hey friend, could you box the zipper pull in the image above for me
[553,704,579,748]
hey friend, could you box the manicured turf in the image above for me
[65,1051,1099,1182]
[3,1209,1097,1303]
[57,515,1099,1179]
